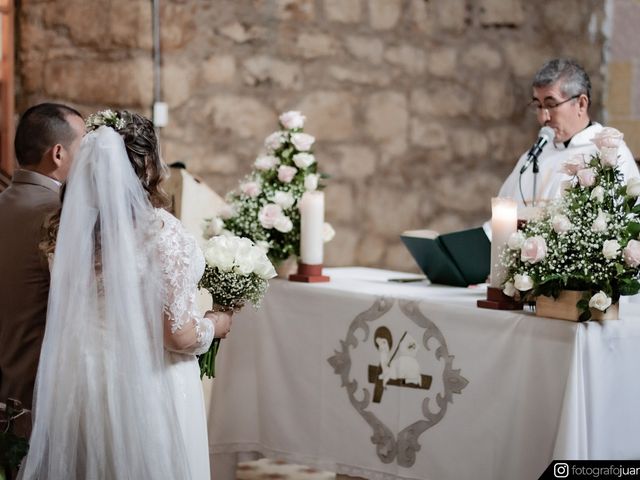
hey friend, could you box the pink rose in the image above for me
[279,111,306,130]
[264,131,286,152]
[254,155,279,170]
[292,152,315,169]
[576,168,596,187]
[240,181,261,198]
[561,154,586,176]
[552,214,572,234]
[291,132,315,152]
[623,239,640,267]
[278,165,298,183]
[591,127,624,150]
[520,236,547,264]
[258,203,283,229]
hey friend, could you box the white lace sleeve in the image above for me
[156,210,214,355]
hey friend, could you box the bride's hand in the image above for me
[206,310,233,339]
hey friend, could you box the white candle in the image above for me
[299,191,324,265]
[490,197,517,288]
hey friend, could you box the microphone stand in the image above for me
[532,155,539,207]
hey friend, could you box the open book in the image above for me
[400,227,490,287]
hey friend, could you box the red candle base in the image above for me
[289,263,330,283]
[477,286,523,310]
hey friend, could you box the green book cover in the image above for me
[400,227,490,287]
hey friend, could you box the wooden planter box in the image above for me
[536,290,619,321]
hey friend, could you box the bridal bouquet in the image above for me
[501,127,640,321]
[202,111,334,267]
[0,399,29,477]
[198,235,276,378]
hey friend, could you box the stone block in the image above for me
[208,96,276,140]
[542,0,584,34]
[276,0,315,21]
[323,224,359,267]
[219,22,252,43]
[606,62,632,118]
[296,33,338,58]
[324,0,361,23]
[410,86,473,117]
[345,35,384,65]
[427,47,458,78]
[296,91,355,141]
[160,3,197,50]
[384,44,426,76]
[451,128,490,158]
[433,0,467,33]
[433,172,502,214]
[201,55,237,86]
[365,91,408,152]
[410,119,448,149]
[325,144,378,179]
[477,77,516,120]
[368,0,402,30]
[110,0,153,50]
[329,65,391,86]
[364,184,419,235]
[243,56,303,90]
[162,60,195,108]
[461,43,502,71]
[44,58,153,107]
[504,42,553,78]
[385,243,420,273]
[478,0,524,26]
[43,0,106,48]
[325,182,354,222]
[355,235,387,266]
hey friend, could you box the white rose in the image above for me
[513,273,534,291]
[278,165,298,183]
[256,240,270,253]
[602,240,621,260]
[590,186,605,203]
[552,214,572,234]
[291,132,315,152]
[279,110,306,130]
[591,210,608,232]
[272,191,295,210]
[254,255,277,279]
[292,152,316,169]
[240,181,261,198]
[264,131,286,152]
[623,239,640,267]
[254,155,280,170]
[202,217,224,239]
[588,291,612,312]
[323,222,335,243]
[627,177,640,197]
[204,241,235,272]
[258,203,283,229]
[507,231,525,250]
[304,173,319,191]
[520,236,547,264]
[503,281,516,297]
[274,215,293,233]
[561,154,586,176]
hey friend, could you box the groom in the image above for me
[0,103,85,433]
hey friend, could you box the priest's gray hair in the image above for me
[532,58,591,106]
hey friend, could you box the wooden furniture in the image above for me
[0,0,14,181]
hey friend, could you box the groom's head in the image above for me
[15,103,85,181]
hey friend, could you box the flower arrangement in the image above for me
[502,127,640,321]
[198,235,276,378]
[203,111,334,267]
[85,109,127,132]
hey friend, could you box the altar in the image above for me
[207,268,640,480]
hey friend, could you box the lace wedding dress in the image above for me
[154,207,214,480]
[19,126,214,480]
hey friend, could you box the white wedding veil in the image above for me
[19,126,191,479]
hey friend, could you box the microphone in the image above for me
[519,126,555,174]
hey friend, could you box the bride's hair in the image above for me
[41,111,169,258]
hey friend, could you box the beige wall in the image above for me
[16,0,607,271]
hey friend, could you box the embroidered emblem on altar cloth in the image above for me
[327,298,469,467]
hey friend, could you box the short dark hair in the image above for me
[14,103,83,166]
[532,58,592,106]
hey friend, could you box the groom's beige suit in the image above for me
[0,170,60,414]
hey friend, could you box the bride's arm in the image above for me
[163,309,231,354]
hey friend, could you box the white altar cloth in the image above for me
[207,268,640,480]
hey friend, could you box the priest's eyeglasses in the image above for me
[528,94,581,115]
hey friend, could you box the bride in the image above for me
[19,111,231,479]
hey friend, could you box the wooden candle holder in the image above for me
[477,286,523,310]
[289,263,330,283]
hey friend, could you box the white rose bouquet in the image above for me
[502,127,640,321]
[203,111,334,267]
[198,235,276,378]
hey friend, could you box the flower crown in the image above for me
[85,109,127,132]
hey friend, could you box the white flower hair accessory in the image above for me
[85,109,127,132]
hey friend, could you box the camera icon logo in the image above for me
[554,462,569,478]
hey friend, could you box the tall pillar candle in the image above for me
[490,197,517,288]
[299,191,324,265]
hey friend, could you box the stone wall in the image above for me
[16,0,607,271]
